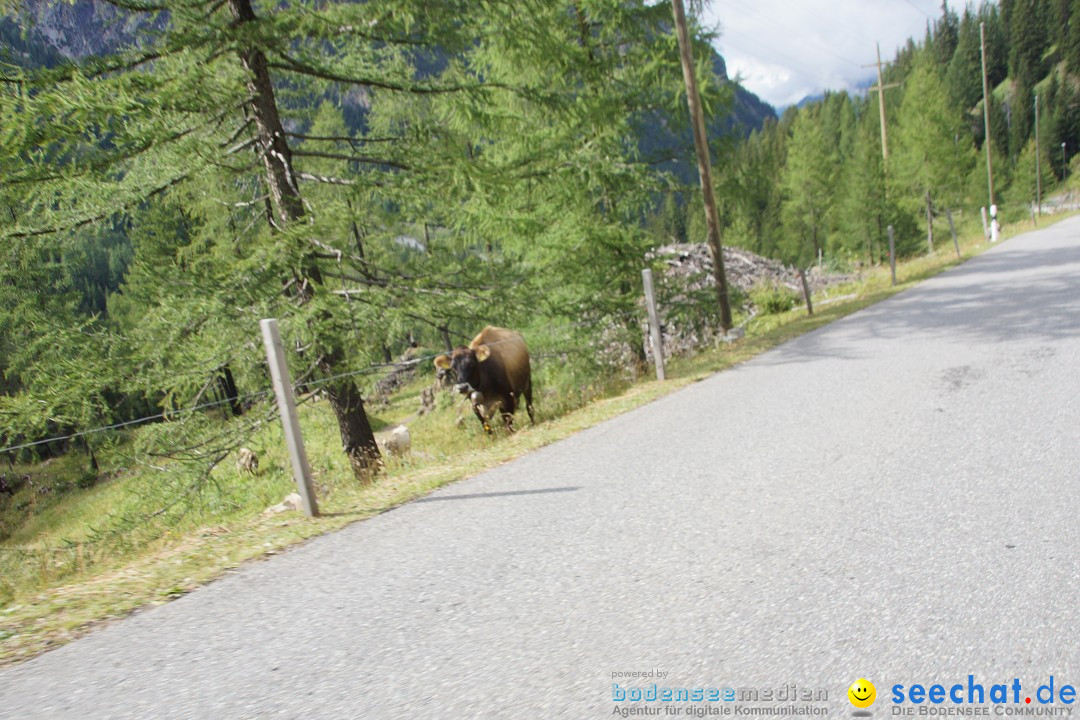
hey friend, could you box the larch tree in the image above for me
[892,58,974,250]
[1,0,700,478]
[779,107,836,270]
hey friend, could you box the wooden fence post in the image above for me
[798,267,814,316]
[946,209,960,258]
[260,318,319,517]
[641,269,665,381]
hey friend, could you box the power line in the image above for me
[713,0,864,69]
[900,0,932,20]
[717,33,850,92]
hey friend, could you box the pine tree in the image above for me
[947,6,985,131]
[1048,0,1071,59]
[1048,70,1080,176]
[779,108,836,268]
[893,58,975,245]
[1069,0,1080,72]
[835,104,889,266]
[724,120,786,258]
[983,4,1010,86]
[934,1,961,67]
[1007,137,1056,206]
[1010,72,1036,161]
[1010,0,1048,86]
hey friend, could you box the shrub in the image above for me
[749,283,799,315]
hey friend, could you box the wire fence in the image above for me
[0,330,611,567]
[0,331,606,456]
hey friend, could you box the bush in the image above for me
[749,283,799,315]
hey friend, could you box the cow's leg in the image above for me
[524,381,535,424]
[473,403,493,434]
[470,393,493,434]
[501,394,516,433]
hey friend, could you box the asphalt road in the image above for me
[4,219,1080,719]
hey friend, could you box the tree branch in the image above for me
[296,172,363,186]
[285,131,404,144]
[267,53,506,95]
[292,149,410,171]
[4,174,190,239]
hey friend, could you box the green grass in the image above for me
[0,208,1073,666]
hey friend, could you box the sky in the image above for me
[700,0,947,109]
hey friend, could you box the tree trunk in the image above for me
[322,359,381,478]
[617,279,647,365]
[670,0,733,331]
[217,365,243,417]
[228,0,303,227]
[440,325,453,352]
[80,436,99,474]
[228,0,380,474]
[348,199,366,261]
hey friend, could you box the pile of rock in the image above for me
[643,243,848,359]
[654,243,843,298]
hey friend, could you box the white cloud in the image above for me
[700,0,945,108]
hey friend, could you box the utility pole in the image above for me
[864,43,902,164]
[1035,93,1041,217]
[864,42,901,268]
[980,21,995,208]
[670,0,733,331]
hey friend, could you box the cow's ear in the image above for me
[434,355,451,370]
[474,344,491,362]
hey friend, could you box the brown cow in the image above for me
[434,326,535,434]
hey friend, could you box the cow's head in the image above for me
[434,345,491,396]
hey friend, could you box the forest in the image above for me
[683,0,1080,270]
[2,0,1079,618]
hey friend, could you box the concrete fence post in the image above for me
[260,318,319,517]
[641,269,665,381]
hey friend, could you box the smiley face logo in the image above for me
[848,678,876,708]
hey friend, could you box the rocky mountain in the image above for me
[636,51,775,185]
[3,0,153,64]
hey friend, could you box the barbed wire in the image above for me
[0,390,275,455]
